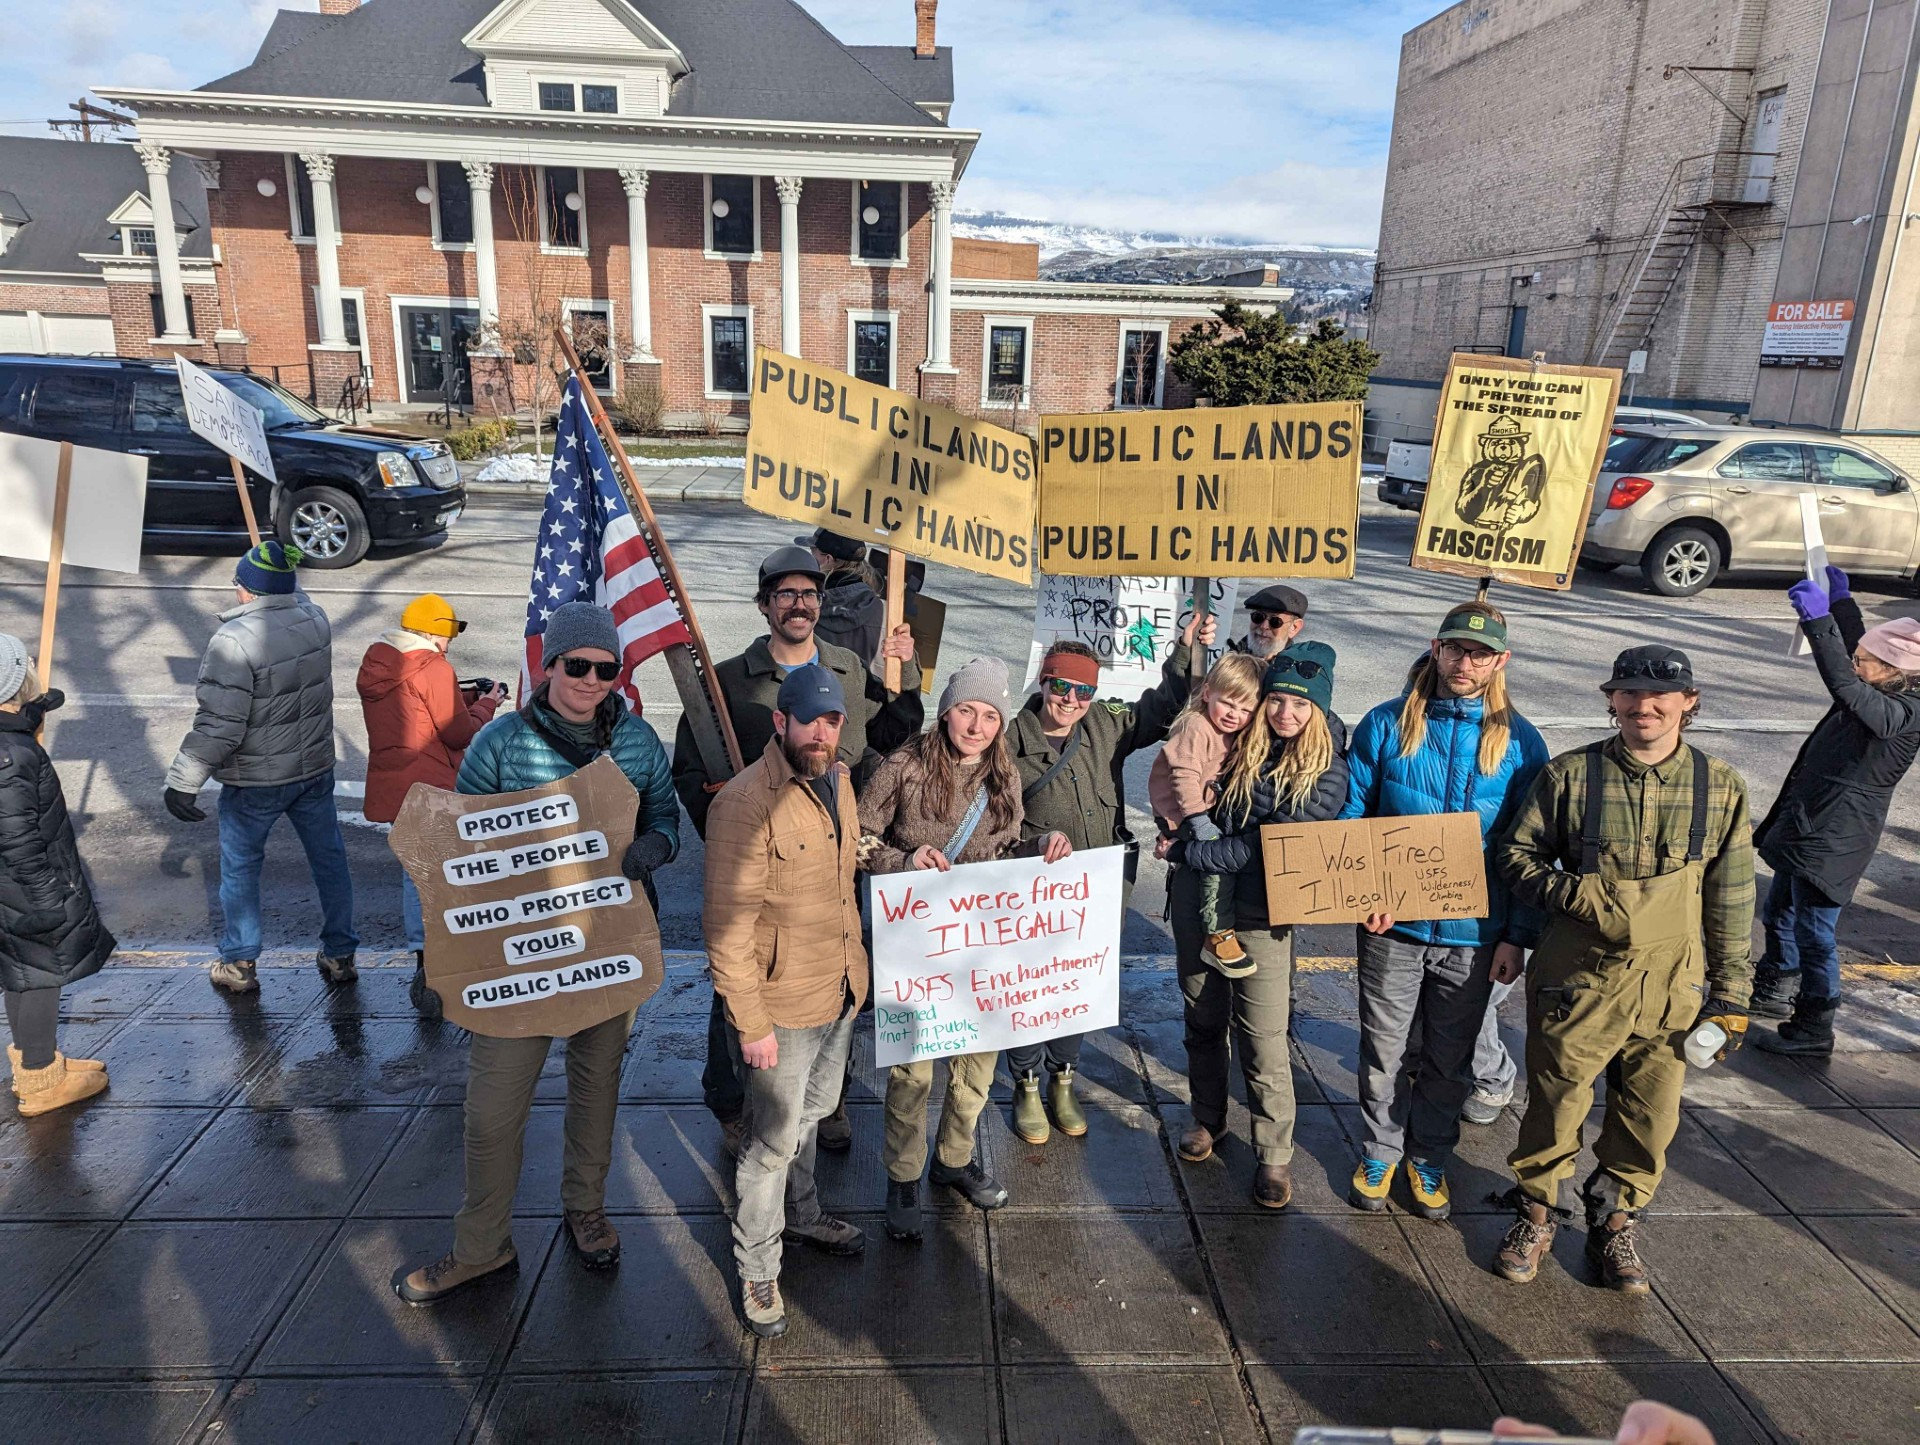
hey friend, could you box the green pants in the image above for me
[454,1009,636,1263]
[884,1050,998,1180]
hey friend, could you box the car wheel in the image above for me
[1577,558,1621,573]
[280,485,370,569]
[1641,525,1721,598]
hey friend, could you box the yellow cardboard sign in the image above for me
[743,348,1035,584]
[1260,813,1488,926]
[1410,353,1621,590]
[1033,402,1361,577]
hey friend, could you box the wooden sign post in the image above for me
[34,442,74,697]
[883,547,907,693]
[230,455,262,546]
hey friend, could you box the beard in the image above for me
[1245,632,1282,659]
[782,736,834,778]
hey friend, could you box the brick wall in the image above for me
[949,309,1212,421]
[953,237,1040,280]
[0,281,110,316]
[104,278,219,357]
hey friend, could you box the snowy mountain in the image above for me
[952,210,1375,290]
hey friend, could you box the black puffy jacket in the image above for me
[0,692,115,993]
[1176,717,1352,907]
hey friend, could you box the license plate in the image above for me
[437,505,464,527]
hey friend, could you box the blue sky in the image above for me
[0,0,1435,246]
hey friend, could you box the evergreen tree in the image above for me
[1168,303,1379,406]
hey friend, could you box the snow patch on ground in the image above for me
[474,453,746,482]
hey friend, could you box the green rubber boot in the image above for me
[1048,1066,1088,1138]
[1012,1072,1051,1144]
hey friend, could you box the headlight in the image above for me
[375,450,417,488]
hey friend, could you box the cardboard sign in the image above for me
[388,755,664,1038]
[1260,813,1488,925]
[870,846,1124,1068]
[1410,354,1620,591]
[1023,574,1236,702]
[177,354,277,484]
[1761,299,1853,369]
[1034,402,1361,577]
[743,348,1036,584]
[0,434,148,574]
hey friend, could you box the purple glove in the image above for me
[1788,578,1830,622]
[1824,565,1852,601]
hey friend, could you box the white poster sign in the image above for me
[1023,575,1237,701]
[177,353,278,483]
[1791,491,1829,659]
[870,846,1125,1068]
[1760,300,1854,370]
[0,434,148,574]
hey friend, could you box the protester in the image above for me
[1340,601,1548,1221]
[1005,612,1213,1144]
[704,663,869,1339]
[1748,568,1920,1056]
[161,541,357,996]
[674,544,921,1157]
[357,593,506,1019]
[0,636,113,1116]
[1168,642,1348,1206]
[802,528,886,664]
[1229,584,1307,658]
[395,602,679,1305]
[861,657,1071,1239]
[1494,645,1752,1292]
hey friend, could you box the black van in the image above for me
[0,355,466,568]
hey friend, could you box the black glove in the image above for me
[621,830,672,882]
[1701,998,1749,1055]
[164,787,207,823]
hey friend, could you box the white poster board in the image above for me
[870,846,1124,1068]
[1023,575,1236,701]
[0,434,148,574]
[177,353,277,484]
[1791,491,1828,658]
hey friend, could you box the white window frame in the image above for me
[283,154,339,247]
[1114,320,1170,409]
[702,303,754,400]
[980,315,1034,408]
[703,174,761,261]
[537,165,589,256]
[123,226,158,258]
[562,297,620,393]
[312,284,375,377]
[846,308,899,390]
[386,293,482,405]
[850,180,908,268]
[425,161,475,253]
[530,75,624,115]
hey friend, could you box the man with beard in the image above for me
[1229,584,1308,659]
[705,665,869,1340]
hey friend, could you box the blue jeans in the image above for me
[217,771,357,965]
[1760,869,1842,1001]
[398,860,425,952]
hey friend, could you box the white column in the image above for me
[927,178,955,369]
[775,175,803,356]
[463,160,499,338]
[619,166,655,360]
[301,153,348,348]
[135,144,191,342]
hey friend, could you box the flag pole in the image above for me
[550,327,744,777]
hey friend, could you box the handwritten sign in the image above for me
[1260,813,1487,925]
[177,353,277,484]
[870,847,1124,1068]
[1022,574,1236,702]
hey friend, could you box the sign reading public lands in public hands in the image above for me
[388,756,663,1038]
[1034,402,1361,577]
[743,347,1035,584]
[1410,353,1620,591]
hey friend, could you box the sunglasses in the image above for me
[561,657,622,682]
[1615,658,1688,682]
[1042,677,1098,702]
[1267,655,1324,681]
[1248,610,1293,627]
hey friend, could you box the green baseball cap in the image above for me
[1434,604,1508,652]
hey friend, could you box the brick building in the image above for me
[1367,0,1920,460]
[78,0,1279,423]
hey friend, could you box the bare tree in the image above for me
[488,164,596,460]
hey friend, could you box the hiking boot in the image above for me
[1755,995,1838,1057]
[720,1115,749,1161]
[1461,1084,1512,1125]
[1407,1159,1452,1220]
[564,1207,620,1270]
[1493,1198,1558,1283]
[815,1101,853,1152]
[741,1277,787,1338]
[1749,968,1800,1020]
[1202,930,1255,977]
[392,1246,516,1306]
[1048,1066,1088,1138]
[1253,1163,1293,1210]
[885,1178,923,1242]
[930,1156,1009,1211]
[1587,1212,1651,1293]
[208,959,259,995]
[9,1044,103,1090]
[408,953,443,1021]
[315,949,359,987]
[10,1052,108,1117]
[1178,1122,1215,1164]
[1349,1157,1395,1212]
[1012,1072,1051,1144]
[782,1215,866,1256]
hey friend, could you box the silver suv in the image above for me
[1581,427,1919,597]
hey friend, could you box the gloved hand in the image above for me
[164,787,206,823]
[1824,565,1852,601]
[1787,578,1830,623]
[621,830,672,882]
[1183,812,1222,843]
[1699,998,1749,1058]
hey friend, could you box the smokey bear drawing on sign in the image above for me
[1454,412,1547,529]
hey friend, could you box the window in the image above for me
[582,84,618,114]
[536,80,618,114]
[541,166,584,251]
[704,305,752,397]
[127,227,157,257]
[854,180,905,263]
[148,292,198,338]
[1605,434,1709,474]
[1118,326,1165,407]
[566,303,616,390]
[983,319,1032,406]
[129,376,191,436]
[706,175,757,257]
[30,372,116,431]
[1718,442,1806,482]
[1809,444,1899,489]
[848,312,895,387]
[287,155,316,240]
[433,161,473,246]
[537,82,575,112]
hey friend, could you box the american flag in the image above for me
[521,377,691,708]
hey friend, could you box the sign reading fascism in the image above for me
[1034,402,1361,577]
[743,348,1036,584]
[1410,353,1620,591]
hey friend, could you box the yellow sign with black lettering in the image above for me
[743,348,1036,584]
[1034,401,1362,577]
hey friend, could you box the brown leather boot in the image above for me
[1588,1212,1651,1293]
[1177,1122,1215,1163]
[1493,1198,1557,1283]
[392,1246,516,1306]
[564,1207,621,1269]
[1253,1163,1293,1210]
[11,1052,109,1117]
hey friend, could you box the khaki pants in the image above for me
[884,1050,998,1180]
[454,1009,635,1264]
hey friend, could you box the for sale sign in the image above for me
[1761,299,1854,369]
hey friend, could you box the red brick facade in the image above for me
[949,309,1209,420]
[0,282,111,317]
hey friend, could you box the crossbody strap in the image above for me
[944,785,991,859]
[1021,724,1085,804]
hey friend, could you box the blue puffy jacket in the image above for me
[1340,694,1548,948]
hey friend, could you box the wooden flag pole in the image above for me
[550,327,744,777]
[34,442,74,742]
[230,455,262,546]
[882,548,907,693]
[1189,576,1214,682]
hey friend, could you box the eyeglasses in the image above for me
[1614,658,1688,682]
[1248,610,1294,627]
[770,588,821,607]
[561,657,622,682]
[1042,677,1098,702]
[1267,655,1324,681]
[1438,641,1500,666]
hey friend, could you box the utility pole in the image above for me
[46,99,136,142]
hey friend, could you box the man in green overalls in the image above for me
[1490,646,1754,1291]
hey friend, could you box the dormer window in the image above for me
[538,80,619,114]
[127,227,158,257]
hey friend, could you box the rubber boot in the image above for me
[1755,995,1837,1056]
[1047,1065,1087,1138]
[408,952,443,1022]
[1012,1072,1051,1144]
[11,1052,109,1117]
[1748,967,1800,1020]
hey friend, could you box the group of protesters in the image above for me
[4,529,1920,1352]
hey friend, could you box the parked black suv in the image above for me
[0,356,465,568]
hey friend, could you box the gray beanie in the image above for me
[540,601,621,669]
[0,634,28,705]
[937,656,1012,725]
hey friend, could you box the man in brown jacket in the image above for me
[704,663,869,1340]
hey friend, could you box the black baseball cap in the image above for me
[758,545,826,590]
[776,663,846,722]
[797,529,866,564]
[1600,645,1695,693]
[1435,603,1508,652]
[1244,584,1308,619]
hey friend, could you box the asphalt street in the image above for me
[3,492,1917,964]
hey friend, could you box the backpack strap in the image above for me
[1686,745,1711,862]
[1578,740,1607,876]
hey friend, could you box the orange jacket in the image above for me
[356,631,500,823]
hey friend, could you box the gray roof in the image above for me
[201,0,946,128]
[845,46,953,106]
[0,137,208,280]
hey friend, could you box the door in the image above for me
[1804,444,1920,575]
[1745,90,1786,204]
[400,305,478,404]
[1505,305,1529,358]
[125,372,270,535]
[1713,439,1811,571]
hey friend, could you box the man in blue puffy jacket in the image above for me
[1341,601,1548,1221]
